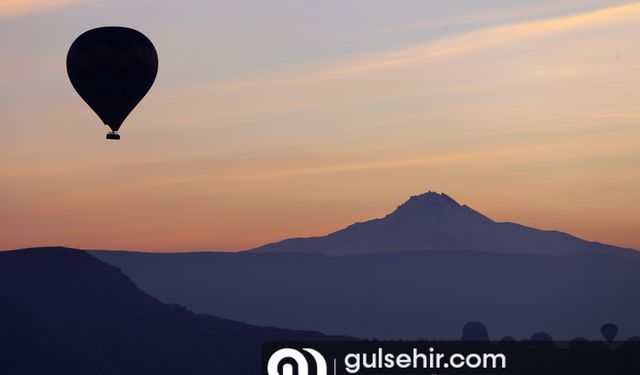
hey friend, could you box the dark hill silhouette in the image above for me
[0,247,340,375]
[249,191,637,256]
[92,248,640,340]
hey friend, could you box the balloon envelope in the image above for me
[67,27,158,133]
[601,323,618,343]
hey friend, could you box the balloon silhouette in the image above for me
[460,321,489,341]
[530,332,554,342]
[67,27,158,140]
[600,323,618,343]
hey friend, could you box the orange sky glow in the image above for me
[0,0,638,251]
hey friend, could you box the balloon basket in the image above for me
[106,132,120,140]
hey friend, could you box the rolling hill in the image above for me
[0,247,338,375]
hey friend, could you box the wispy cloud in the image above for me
[316,2,640,79]
[0,0,88,20]
[356,0,622,39]
[218,2,640,88]
[219,135,638,182]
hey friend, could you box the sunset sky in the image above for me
[1,0,639,251]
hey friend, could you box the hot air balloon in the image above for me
[67,27,158,140]
[460,321,489,342]
[601,323,618,344]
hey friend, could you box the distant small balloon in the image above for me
[601,323,618,343]
[460,321,489,342]
[67,27,158,140]
[529,332,554,342]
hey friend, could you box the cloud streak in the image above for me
[218,2,640,88]
[319,2,640,79]
[356,0,625,39]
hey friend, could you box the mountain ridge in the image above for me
[248,191,636,256]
